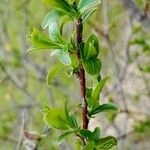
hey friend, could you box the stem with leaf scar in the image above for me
[76,18,89,130]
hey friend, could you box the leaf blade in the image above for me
[46,65,64,87]
[83,58,101,76]
[78,0,101,12]
[89,103,119,116]
[95,136,118,149]
[42,9,67,29]
[29,28,60,51]
[92,77,108,101]
[57,130,74,143]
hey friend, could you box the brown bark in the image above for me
[76,18,89,130]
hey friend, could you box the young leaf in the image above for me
[65,67,73,77]
[95,136,117,149]
[79,127,100,141]
[42,103,51,113]
[92,77,108,101]
[89,103,119,116]
[64,100,78,129]
[92,127,101,141]
[83,58,101,75]
[70,112,78,129]
[71,54,79,69]
[26,47,49,52]
[93,74,101,90]
[60,16,72,34]
[58,130,75,143]
[82,8,98,23]
[45,108,68,130]
[79,129,93,139]
[49,22,66,44]
[78,0,101,13]
[83,141,95,150]
[64,100,75,128]
[42,9,67,29]
[28,28,60,52]
[60,50,72,65]
[46,65,64,87]
[42,0,74,13]
[84,35,99,60]
[51,49,71,65]
[86,88,95,109]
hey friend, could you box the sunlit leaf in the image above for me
[58,130,75,143]
[82,8,98,23]
[89,103,119,116]
[83,58,101,75]
[45,108,68,130]
[95,136,117,149]
[42,0,74,13]
[78,0,101,12]
[84,35,99,60]
[42,103,51,113]
[70,112,78,129]
[46,65,64,87]
[83,141,95,150]
[51,49,71,65]
[28,28,60,52]
[92,127,101,141]
[80,127,100,141]
[60,16,72,34]
[64,100,75,128]
[49,22,66,44]
[92,77,108,101]
[42,9,67,29]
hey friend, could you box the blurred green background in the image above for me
[0,0,150,149]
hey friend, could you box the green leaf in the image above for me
[87,43,98,60]
[95,136,117,149]
[80,129,93,139]
[51,49,71,65]
[26,47,49,52]
[84,35,99,60]
[93,74,101,90]
[60,16,72,34]
[78,0,101,12]
[64,100,74,128]
[64,100,78,129]
[83,58,101,75]
[57,130,75,143]
[83,141,95,150]
[79,127,100,141]
[86,88,93,99]
[42,9,67,29]
[51,50,71,65]
[49,22,66,44]
[42,0,74,13]
[92,77,108,101]
[28,28,60,52]
[69,112,78,129]
[46,65,64,87]
[82,8,98,23]
[45,108,68,130]
[65,67,73,77]
[42,103,51,113]
[71,54,79,69]
[89,103,119,116]
[86,88,94,109]
[92,127,101,141]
